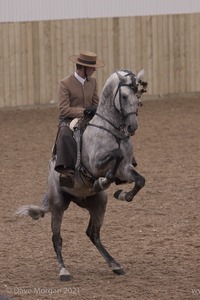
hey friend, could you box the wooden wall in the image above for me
[0,13,200,108]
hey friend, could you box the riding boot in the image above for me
[58,167,75,188]
[54,123,77,188]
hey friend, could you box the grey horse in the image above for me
[17,69,147,281]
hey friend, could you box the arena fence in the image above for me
[0,13,199,107]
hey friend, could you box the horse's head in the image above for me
[111,69,147,136]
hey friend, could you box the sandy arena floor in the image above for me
[0,96,200,300]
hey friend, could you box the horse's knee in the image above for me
[136,175,145,188]
[112,148,124,161]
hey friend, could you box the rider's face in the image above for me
[85,67,96,76]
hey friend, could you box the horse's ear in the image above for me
[136,69,145,82]
[115,70,127,83]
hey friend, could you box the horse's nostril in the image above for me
[128,124,138,135]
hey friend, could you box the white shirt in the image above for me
[74,72,86,86]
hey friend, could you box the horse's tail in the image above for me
[16,194,50,220]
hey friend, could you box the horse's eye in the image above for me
[122,94,127,100]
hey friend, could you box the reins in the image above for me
[79,70,147,185]
[87,72,140,147]
[87,122,129,148]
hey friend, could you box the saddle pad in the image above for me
[69,118,80,131]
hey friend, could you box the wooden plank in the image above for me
[67,19,74,75]
[162,15,169,94]
[84,19,92,52]
[135,16,142,75]
[20,22,28,105]
[32,21,40,104]
[26,22,34,105]
[189,14,196,92]
[123,17,129,69]
[0,23,3,107]
[102,18,109,81]
[141,16,148,76]
[14,22,22,106]
[56,20,63,85]
[78,18,86,50]
[194,13,200,91]
[157,15,164,95]
[173,15,180,93]
[38,21,46,104]
[43,20,52,104]
[73,19,79,55]
[129,16,136,73]
[184,14,191,93]
[178,14,185,93]
[50,21,58,102]
[146,16,153,95]
[118,17,125,68]
[151,16,158,95]
[96,18,103,89]
[191,14,200,91]
[90,18,97,53]
[168,15,175,94]
[61,20,68,79]
[8,23,16,107]
[2,23,11,107]
[107,18,114,73]
[113,17,120,69]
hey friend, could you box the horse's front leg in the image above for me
[93,148,123,193]
[114,167,145,202]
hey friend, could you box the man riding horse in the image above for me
[54,51,137,188]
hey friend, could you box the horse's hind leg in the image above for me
[51,201,71,281]
[85,192,125,275]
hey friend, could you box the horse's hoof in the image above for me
[125,193,133,202]
[114,190,127,201]
[59,267,71,281]
[59,274,71,281]
[113,268,125,275]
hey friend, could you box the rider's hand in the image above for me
[84,106,96,117]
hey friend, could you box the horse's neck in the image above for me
[95,102,116,125]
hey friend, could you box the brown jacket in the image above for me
[58,74,99,120]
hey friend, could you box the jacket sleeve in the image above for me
[58,80,84,118]
[92,78,99,107]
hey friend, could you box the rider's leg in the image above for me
[55,124,77,188]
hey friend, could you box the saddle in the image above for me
[72,114,98,184]
[52,113,96,184]
[72,114,91,166]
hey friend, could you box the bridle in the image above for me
[88,71,147,146]
[110,70,147,125]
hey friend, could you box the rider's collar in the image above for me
[74,72,86,86]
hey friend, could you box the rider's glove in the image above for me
[84,106,96,117]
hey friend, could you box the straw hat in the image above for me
[69,51,104,68]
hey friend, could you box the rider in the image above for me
[54,51,104,188]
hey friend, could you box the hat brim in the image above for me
[69,55,104,68]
